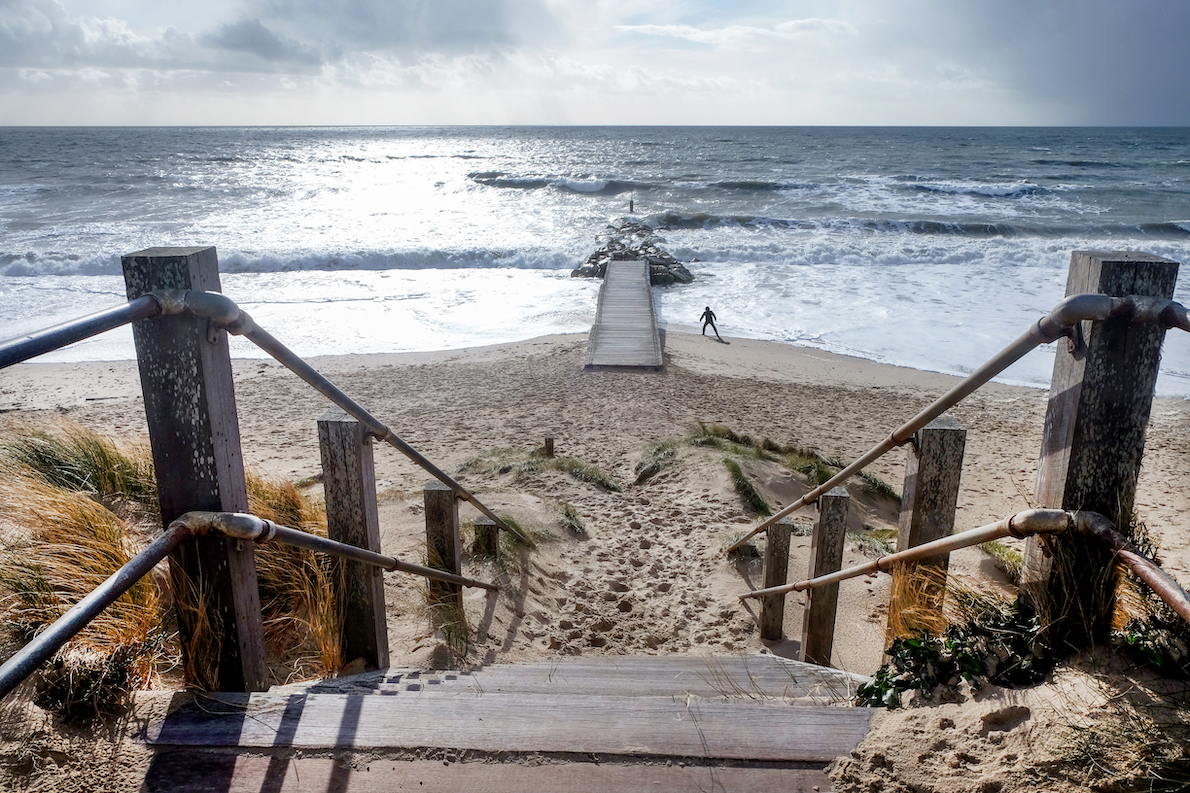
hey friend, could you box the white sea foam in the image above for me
[4,126,1190,396]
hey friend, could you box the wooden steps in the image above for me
[585,260,663,369]
[142,655,874,792]
[145,755,835,792]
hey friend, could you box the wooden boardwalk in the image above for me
[585,260,662,369]
[143,655,874,792]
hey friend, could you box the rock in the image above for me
[573,220,695,284]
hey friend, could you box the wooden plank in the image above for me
[121,246,268,692]
[585,260,662,369]
[318,407,389,670]
[146,692,874,762]
[1023,250,1178,649]
[259,656,869,703]
[802,488,849,667]
[888,415,966,640]
[144,753,835,793]
[761,519,793,641]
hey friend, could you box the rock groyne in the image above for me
[571,222,694,285]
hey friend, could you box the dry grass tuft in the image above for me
[0,472,166,717]
[0,417,343,709]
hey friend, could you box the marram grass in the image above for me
[0,418,342,713]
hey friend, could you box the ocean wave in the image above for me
[900,180,1049,199]
[648,213,1190,240]
[469,172,642,195]
[1031,158,1127,168]
[0,247,580,277]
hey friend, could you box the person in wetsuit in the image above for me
[699,306,722,341]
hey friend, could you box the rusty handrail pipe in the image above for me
[725,293,1159,555]
[0,294,163,370]
[739,509,1190,630]
[149,290,534,548]
[0,509,497,702]
[172,511,499,591]
[741,509,1071,599]
[1074,511,1190,626]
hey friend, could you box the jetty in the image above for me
[584,259,663,369]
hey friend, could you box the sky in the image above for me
[2,0,1189,126]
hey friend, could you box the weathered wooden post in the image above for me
[318,407,389,670]
[760,518,793,641]
[802,487,849,666]
[544,436,555,458]
[887,415,966,640]
[424,480,463,608]
[1023,250,1178,650]
[473,515,500,560]
[122,246,268,692]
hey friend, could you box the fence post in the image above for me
[802,487,849,666]
[318,407,389,670]
[760,518,793,641]
[887,415,966,641]
[1023,250,1178,650]
[473,515,500,561]
[424,480,463,608]
[121,246,268,692]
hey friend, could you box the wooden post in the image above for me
[473,515,500,561]
[887,415,966,640]
[318,407,389,670]
[544,437,555,458]
[122,246,267,692]
[424,480,462,608]
[1023,250,1178,650]
[802,487,849,666]
[760,518,793,641]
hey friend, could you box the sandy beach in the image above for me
[2,330,1189,791]
[4,330,1189,670]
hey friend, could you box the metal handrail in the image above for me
[0,295,162,369]
[151,290,532,546]
[0,510,497,702]
[0,288,532,546]
[725,293,1190,554]
[739,508,1190,629]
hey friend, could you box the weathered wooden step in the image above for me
[147,691,873,762]
[292,655,864,704]
[145,754,834,793]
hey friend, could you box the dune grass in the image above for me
[0,418,343,713]
[461,447,623,492]
[634,439,678,485]
[560,502,587,537]
[691,422,901,503]
[0,470,166,716]
[723,458,772,517]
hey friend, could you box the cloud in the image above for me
[0,0,151,68]
[200,18,322,65]
[252,0,559,53]
[617,17,856,49]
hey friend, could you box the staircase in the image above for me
[142,654,874,792]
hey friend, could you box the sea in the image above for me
[3,126,1190,395]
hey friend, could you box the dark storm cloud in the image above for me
[870,0,1190,125]
[201,18,322,65]
[970,0,1190,124]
